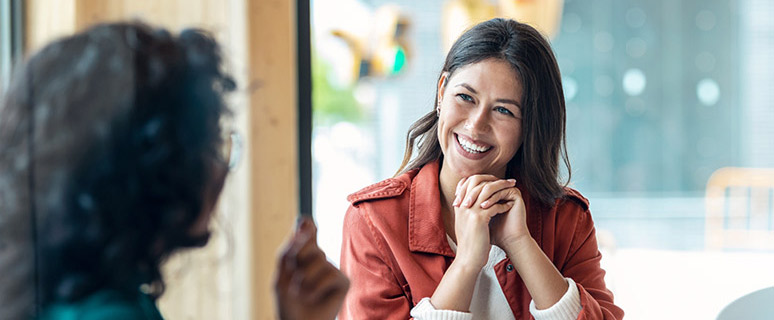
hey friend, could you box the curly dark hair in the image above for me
[0,21,235,317]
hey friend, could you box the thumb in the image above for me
[297,216,318,243]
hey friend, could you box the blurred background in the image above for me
[310,0,774,319]
[3,0,774,319]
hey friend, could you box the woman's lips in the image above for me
[454,133,492,160]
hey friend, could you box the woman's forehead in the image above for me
[448,59,522,99]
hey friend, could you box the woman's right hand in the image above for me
[451,175,516,270]
[274,217,350,320]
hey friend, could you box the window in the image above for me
[0,0,23,92]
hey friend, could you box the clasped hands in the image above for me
[451,174,531,270]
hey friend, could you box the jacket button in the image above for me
[506,264,514,272]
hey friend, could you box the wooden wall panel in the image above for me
[244,1,299,319]
[25,0,77,52]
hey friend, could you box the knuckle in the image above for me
[473,210,489,220]
[310,249,325,262]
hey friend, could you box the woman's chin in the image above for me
[454,162,501,177]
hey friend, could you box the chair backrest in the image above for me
[705,167,774,251]
[716,286,774,319]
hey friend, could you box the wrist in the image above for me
[501,234,537,258]
[448,258,484,279]
[430,258,482,312]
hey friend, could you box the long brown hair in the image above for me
[396,18,571,205]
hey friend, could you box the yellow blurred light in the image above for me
[331,4,411,83]
[442,0,564,54]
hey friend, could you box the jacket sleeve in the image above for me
[339,203,413,320]
[557,205,624,320]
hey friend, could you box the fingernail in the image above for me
[480,201,489,208]
[508,179,516,184]
[462,198,471,207]
[453,196,460,206]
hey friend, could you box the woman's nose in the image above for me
[465,105,490,134]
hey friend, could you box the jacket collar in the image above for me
[408,160,456,257]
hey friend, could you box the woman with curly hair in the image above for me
[0,22,347,320]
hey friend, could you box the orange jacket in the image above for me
[340,160,624,320]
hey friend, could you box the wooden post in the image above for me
[244,0,299,319]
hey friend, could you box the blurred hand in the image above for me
[274,217,349,320]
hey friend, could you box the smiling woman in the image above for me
[339,18,623,320]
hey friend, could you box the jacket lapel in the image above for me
[407,160,455,257]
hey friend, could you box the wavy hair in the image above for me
[396,18,570,205]
[0,21,235,317]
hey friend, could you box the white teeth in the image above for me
[456,135,490,153]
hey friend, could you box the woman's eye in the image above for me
[456,93,474,102]
[494,106,514,116]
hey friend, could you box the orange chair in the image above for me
[705,167,774,251]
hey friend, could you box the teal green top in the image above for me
[38,289,163,320]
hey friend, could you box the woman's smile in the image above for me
[454,133,492,160]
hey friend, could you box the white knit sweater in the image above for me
[409,237,581,320]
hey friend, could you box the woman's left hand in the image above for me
[456,176,531,249]
[485,186,530,249]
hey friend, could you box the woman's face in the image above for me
[437,58,523,178]
[187,155,229,242]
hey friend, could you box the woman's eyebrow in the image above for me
[456,83,478,94]
[456,83,520,107]
[495,98,521,107]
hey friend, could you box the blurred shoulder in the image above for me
[40,290,162,320]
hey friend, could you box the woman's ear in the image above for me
[437,72,449,102]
